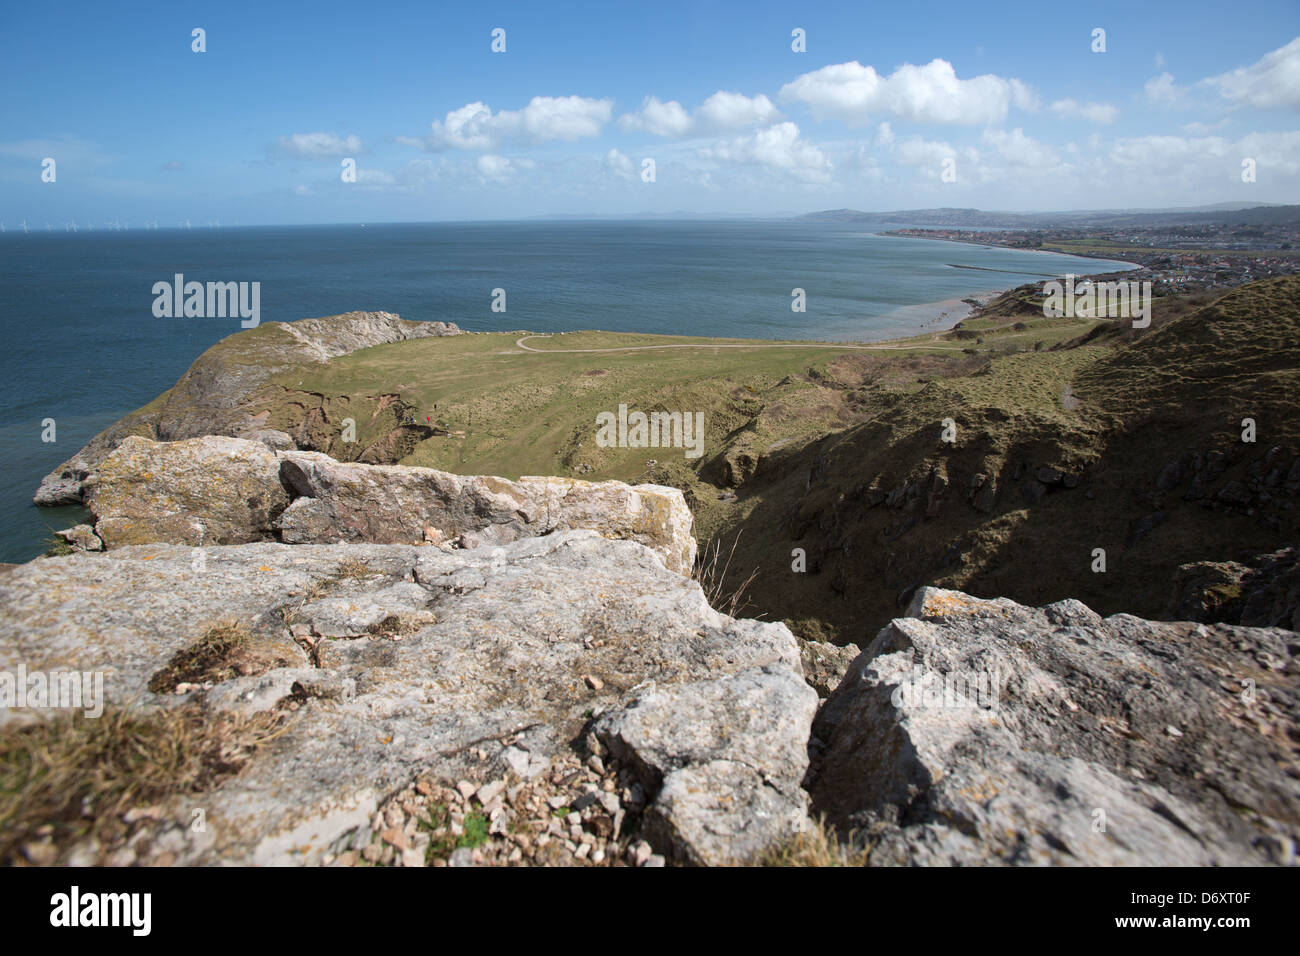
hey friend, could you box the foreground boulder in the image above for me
[0,531,809,866]
[595,665,816,865]
[277,450,697,574]
[86,436,288,548]
[75,436,697,575]
[809,587,1299,866]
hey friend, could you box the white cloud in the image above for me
[895,137,947,164]
[1144,72,1184,105]
[475,154,535,182]
[1009,79,1040,112]
[894,136,974,169]
[778,58,1034,125]
[1100,130,1300,180]
[278,132,362,157]
[980,127,1060,169]
[476,154,512,180]
[1103,134,1231,182]
[841,145,885,184]
[619,97,692,137]
[619,91,781,137]
[696,91,782,129]
[424,96,613,150]
[602,147,636,178]
[699,122,831,182]
[1238,128,1300,174]
[428,103,497,149]
[1202,36,1300,109]
[875,121,894,146]
[1049,99,1118,124]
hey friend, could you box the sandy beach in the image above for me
[869,290,1002,341]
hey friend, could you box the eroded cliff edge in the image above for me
[34,311,462,506]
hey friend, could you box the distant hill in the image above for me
[797,203,1300,229]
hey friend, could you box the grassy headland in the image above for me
[45,275,1300,647]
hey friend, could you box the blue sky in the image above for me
[2,0,1298,225]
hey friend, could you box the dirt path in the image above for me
[512,334,966,354]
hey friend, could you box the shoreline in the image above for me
[861,231,1147,342]
[881,229,1145,272]
[868,290,999,341]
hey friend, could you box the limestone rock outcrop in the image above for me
[808,587,1299,866]
[0,531,808,866]
[1170,546,1300,631]
[72,436,697,575]
[86,436,288,549]
[594,665,817,865]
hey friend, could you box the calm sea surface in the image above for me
[0,219,1127,561]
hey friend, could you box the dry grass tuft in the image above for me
[693,531,760,619]
[333,557,378,580]
[754,816,870,867]
[147,621,296,694]
[0,703,291,863]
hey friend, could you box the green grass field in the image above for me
[270,319,1095,485]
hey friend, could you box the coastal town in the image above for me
[885,223,1300,293]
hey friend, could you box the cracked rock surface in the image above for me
[0,530,809,865]
[808,587,1300,866]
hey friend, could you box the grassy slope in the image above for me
[278,331,869,481]
[268,312,1100,547]
[718,275,1300,643]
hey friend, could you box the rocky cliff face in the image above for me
[34,311,461,506]
[1171,546,1300,631]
